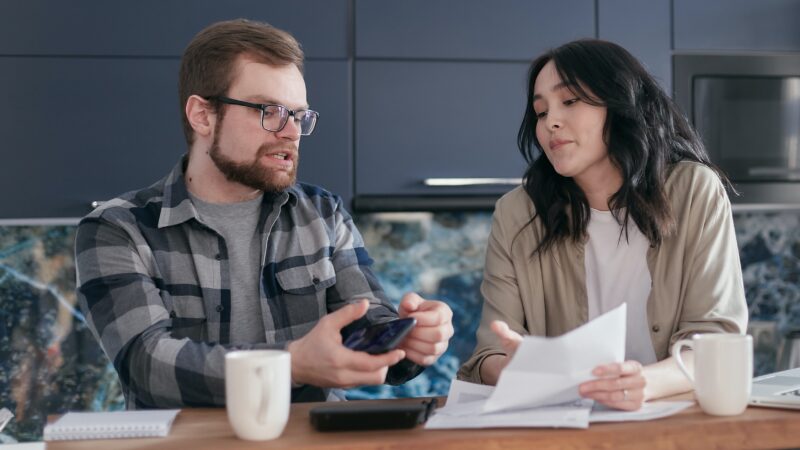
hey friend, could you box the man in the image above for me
[76,19,453,408]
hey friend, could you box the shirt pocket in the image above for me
[163,292,209,342]
[275,257,337,294]
[274,257,336,330]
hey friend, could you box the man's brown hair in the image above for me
[178,19,304,145]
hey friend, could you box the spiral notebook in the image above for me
[43,409,180,441]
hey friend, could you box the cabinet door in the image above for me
[598,0,672,93]
[674,0,800,51]
[0,0,349,58]
[354,61,529,199]
[355,0,595,60]
[0,57,184,219]
[0,57,350,219]
[300,61,352,205]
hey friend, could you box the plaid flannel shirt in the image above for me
[76,157,422,409]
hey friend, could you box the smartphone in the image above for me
[309,399,437,432]
[343,317,416,354]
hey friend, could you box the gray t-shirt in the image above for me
[190,192,266,345]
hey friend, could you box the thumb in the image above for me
[399,292,424,316]
[325,300,370,330]
[491,321,523,345]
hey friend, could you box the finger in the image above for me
[592,360,643,377]
[398,292,425,316]
[324,300,369,330]
[579,374,646,395]
[403,347,439,366]
[399,336,448,358]
[331,367,391,388]
[341,348,406,372]
[583,388,645,411]
[407,303,450,327]
[405,323,454,343]
[490,321,523,344]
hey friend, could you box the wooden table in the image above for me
[47,396,800,450]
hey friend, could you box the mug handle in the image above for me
[255,366,273,425]
[671,339,695,384]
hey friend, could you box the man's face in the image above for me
[209,57,307,193]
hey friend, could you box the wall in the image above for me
[2,211,798,442]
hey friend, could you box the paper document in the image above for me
[426,379,694,430]
[484,303,626,413]
[428,380,592,429]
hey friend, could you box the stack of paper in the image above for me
[426,305,693,429]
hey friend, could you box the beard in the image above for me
[208,119,299,194]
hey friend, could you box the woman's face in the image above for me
[533,60,613,184]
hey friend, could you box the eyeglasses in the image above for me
[207,96,319,136]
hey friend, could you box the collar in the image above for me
[157,155,298,229]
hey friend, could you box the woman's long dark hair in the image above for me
[517,39,733,254]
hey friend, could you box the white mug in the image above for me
[672,333,753,416]
[225,350,291,441]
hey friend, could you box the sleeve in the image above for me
[458,202,529,384]
[75,216,280,408]
[669,169,748,350]
[323,196,424,384]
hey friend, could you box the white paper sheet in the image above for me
[483,303,627,413]
[589,401,694,422]
[426,379,694,430]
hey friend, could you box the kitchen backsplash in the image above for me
[1,210,797,442]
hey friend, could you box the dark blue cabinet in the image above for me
[674,0,800,51]
[352,0,595,205]
[355,0,595,60]
[598,0,672,93]
[355,60,529,200]
[0,0,348,58]
[0,0,350,219]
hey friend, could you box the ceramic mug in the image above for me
[225,350,291,441]
[672,333,753,416]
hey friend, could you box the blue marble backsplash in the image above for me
[1,210,798,442]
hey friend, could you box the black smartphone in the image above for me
[343,318,416,354]
[309,399,437,432]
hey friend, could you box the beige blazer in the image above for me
[458,162,748,383]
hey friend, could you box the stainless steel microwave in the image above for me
[674,52,800,208]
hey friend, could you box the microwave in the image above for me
[674,52,800,208]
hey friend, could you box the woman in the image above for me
[458,39,747,411]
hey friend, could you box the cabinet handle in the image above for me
[423,177,522,186]
[90,201,106,209]
[748,167,800,178]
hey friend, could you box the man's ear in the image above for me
[185,95,215,138]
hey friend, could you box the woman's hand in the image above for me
[578,361,647,411]
[480,320,524,385]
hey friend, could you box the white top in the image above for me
[584,208,657,365]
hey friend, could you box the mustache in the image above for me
[256,144,298,158]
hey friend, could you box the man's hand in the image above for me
[396,293,454,366]
[287,300,406,388]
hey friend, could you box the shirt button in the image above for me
[216,305,224,313]
[652,325,660,332]
[214,254,222,261]
[169,311,177,319]
[312,277,320,285]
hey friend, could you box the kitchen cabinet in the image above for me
[355,0,595,60]
[354,60,529,209]
[0,0,350,219]
[352,0,595,208]
[598,0,672,93]
[0,0,348,58]
[674,0,800,51]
